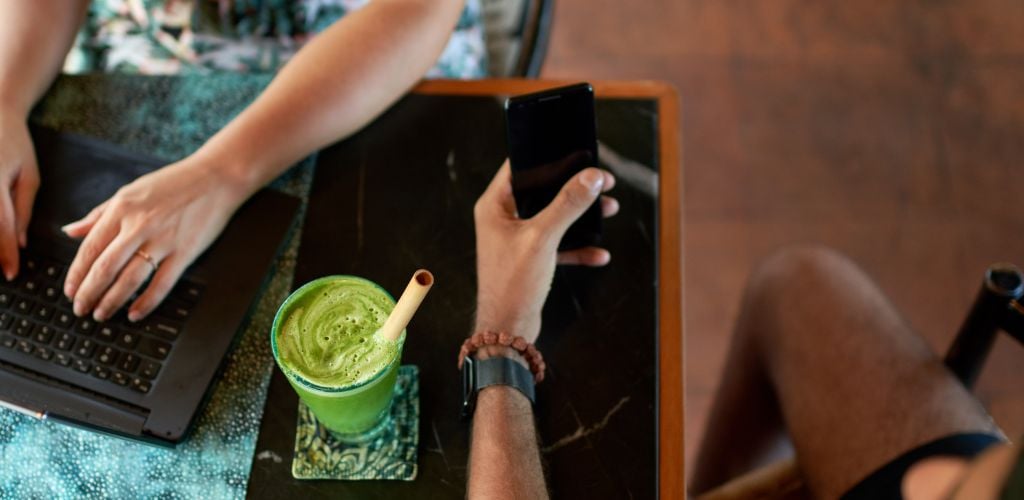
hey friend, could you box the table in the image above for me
[246,79,683,498]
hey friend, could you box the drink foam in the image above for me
[275,276,401,389]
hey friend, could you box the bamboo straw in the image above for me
[377,269,434,342]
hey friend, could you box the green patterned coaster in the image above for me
[292,365,419,480]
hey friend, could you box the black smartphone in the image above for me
[505,83,601,251]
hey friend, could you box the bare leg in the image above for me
[689,268,793,494]
[690,246,1001,499]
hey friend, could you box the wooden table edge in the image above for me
[412,79,686,499]
[656,82,685,500]
[414,78,678,100]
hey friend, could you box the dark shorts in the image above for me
[841,432,1005,500]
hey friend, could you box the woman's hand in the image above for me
[62,156,250,322]
[473,160,618,343]
[0,114,39,280]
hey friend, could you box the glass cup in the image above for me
[271,275,404,441]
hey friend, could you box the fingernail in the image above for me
[580,169,604,194]
[4,272,13,282]
[93,310,106,322]
[18,233,26,248]
[73,301,85,317]
[128,310,141,322]
[65,283,77,299]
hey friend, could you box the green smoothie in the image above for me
[271,276,404,438]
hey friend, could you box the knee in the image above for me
[737,244,862,352]
[744,244,860,313]
[757,244,853,283]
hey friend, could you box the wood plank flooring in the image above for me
[541,0,1024,483]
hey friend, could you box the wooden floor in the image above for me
[542,0,1024,483]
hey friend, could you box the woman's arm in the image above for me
[63,0,468,321]
[195,0,467,197]
[0,0,87,115]
[0,0,88,278]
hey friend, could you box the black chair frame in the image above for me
[946,263,1024,388]
[515,0,554,77]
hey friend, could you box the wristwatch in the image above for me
[460,354,536,420]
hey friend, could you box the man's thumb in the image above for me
[536,168,603,234]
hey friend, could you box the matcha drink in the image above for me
[272,276,404,438]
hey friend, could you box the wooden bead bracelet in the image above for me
[457,331,546,383]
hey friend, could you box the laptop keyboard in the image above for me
[0,250,202,395]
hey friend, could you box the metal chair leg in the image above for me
[945,264,1024,389]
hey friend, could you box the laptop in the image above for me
[0,126,300,446]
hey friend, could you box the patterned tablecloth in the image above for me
[0,74,312,499]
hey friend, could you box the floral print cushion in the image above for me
[65,0,487,79]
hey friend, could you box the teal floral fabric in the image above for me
[0,73,309,500]
[0,188,307,499]
[65,0,487,78]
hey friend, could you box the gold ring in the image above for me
[135,249,159,273]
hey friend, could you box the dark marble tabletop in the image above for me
[247,91,661,499]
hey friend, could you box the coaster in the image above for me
[292,365,419,480]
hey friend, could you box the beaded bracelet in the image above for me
[457,331,546,383]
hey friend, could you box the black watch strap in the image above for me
[475,357,536,404]
[460,355,536,420]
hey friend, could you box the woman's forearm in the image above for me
[0,0,88,116]
[193,0,465,196]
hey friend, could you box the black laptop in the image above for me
[0,126,299,446]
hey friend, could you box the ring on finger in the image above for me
[134,249,159,273]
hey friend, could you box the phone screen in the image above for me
[505,83,601,250]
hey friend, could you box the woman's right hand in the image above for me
[0,112,40,280]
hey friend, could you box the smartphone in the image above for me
[505,83,601,251]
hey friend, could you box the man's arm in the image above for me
[465,163,618,498]
[0,0,88,278]
[468,348,547,500]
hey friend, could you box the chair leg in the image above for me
[944,264,1024,389]
[1002,299,1024,346]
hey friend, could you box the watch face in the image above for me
[460,356,476,421]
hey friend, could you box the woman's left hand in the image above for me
[62,157,249,322]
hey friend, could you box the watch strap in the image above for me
[475,356,536,405]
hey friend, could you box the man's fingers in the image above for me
[601,195,619,218]
[0,190,19,280]
[557,246,611,267]
[598,169,616,193]
[481,160,512,200]
[129,254,187,322]
[476,161,517,216]
[534,168,606,235]
[12,167,39,248]
[62,201,109,239]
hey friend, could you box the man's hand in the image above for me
[473,160,618,342]
[0,114,39,280]
[468,160,616,500]
[61,155,250,322]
